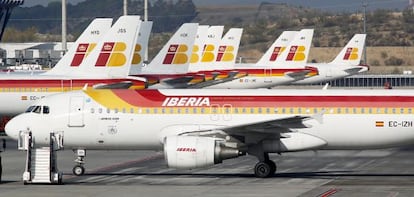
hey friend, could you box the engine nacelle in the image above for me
[164,136,240,169]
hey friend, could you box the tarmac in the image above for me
[1,139,414,197]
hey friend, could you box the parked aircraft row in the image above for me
[0,16,367,116]
[4,16,390,179]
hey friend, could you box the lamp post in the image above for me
[62,0,67,53]
[362,0,367,64]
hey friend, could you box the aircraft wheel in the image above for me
[266,160,277,175]
[72,165,85,176]
[254,162,272,178]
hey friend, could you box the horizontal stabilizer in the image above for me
[344,67,363,74]
[284,70,311,79]
[93,81,133,89]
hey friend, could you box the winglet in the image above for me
[82,83,88,90]
[322,83,329,90]
[312,109,325,124]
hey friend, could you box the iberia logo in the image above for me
[216,45,235,62]
[191,44,216,63]
[343,47,359,60]
[131,44,142,65]
[201,44,215,62]
[269,46,286,61]
[95,42,127,67]
[163,44,189,64]
[190,45,200,63]
[70,43,96,66]
[285,45,306,61]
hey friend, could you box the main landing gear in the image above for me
[73,149,86,176]
[248,144,277,178]
[254,158,276,178]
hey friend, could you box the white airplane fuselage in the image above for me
[292,64,367,84]
[6,89,414,151]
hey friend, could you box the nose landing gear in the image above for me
[72,149,86,176]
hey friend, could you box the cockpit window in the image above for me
[43,106,50,114]
[25,105,49,114]
[25,106,35,113]
[33,106,41,114]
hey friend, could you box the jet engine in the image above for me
[164,136,241,169]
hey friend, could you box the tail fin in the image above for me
[44,18,113,76]
[189,25,224,72]
[214,28,243,70]
[72,16,142,78]
[276,29,314,67]
[330,34,366,65]
[256,31,298,66]
[142,23,198,74]
[188,25,209,70]
[129,21,153,75]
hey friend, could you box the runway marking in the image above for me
[387,192,399,197]
[318,188,339,197]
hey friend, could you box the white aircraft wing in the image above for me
[180,115,315,145]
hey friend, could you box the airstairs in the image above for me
[18,131,63,184]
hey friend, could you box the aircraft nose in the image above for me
[5,115,24,140]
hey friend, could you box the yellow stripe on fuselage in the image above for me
[84,89,136,110]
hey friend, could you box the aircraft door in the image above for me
[68,96,85,127]
[264,68,272,83]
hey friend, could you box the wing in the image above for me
[180,115,317,145]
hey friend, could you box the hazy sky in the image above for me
[23,0,409,11]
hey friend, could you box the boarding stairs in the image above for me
[18,131,63,184]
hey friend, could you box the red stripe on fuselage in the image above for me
[0,79,146,89]
[108,90,414,108]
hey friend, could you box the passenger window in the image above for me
[43,106,50,114]
[90,108,95,114]
[98,108,102,113]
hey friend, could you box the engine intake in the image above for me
[164,136,241,169]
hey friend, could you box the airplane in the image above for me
[0,16,147,117]
[200,29,319,88]
[0,18,112,76]
[6,88,414,178]
[43,18,113,76]
[292,34,369,85]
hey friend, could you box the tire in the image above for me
[266,160,277,176]
[72,165,85,176]
[254,162,272,178]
